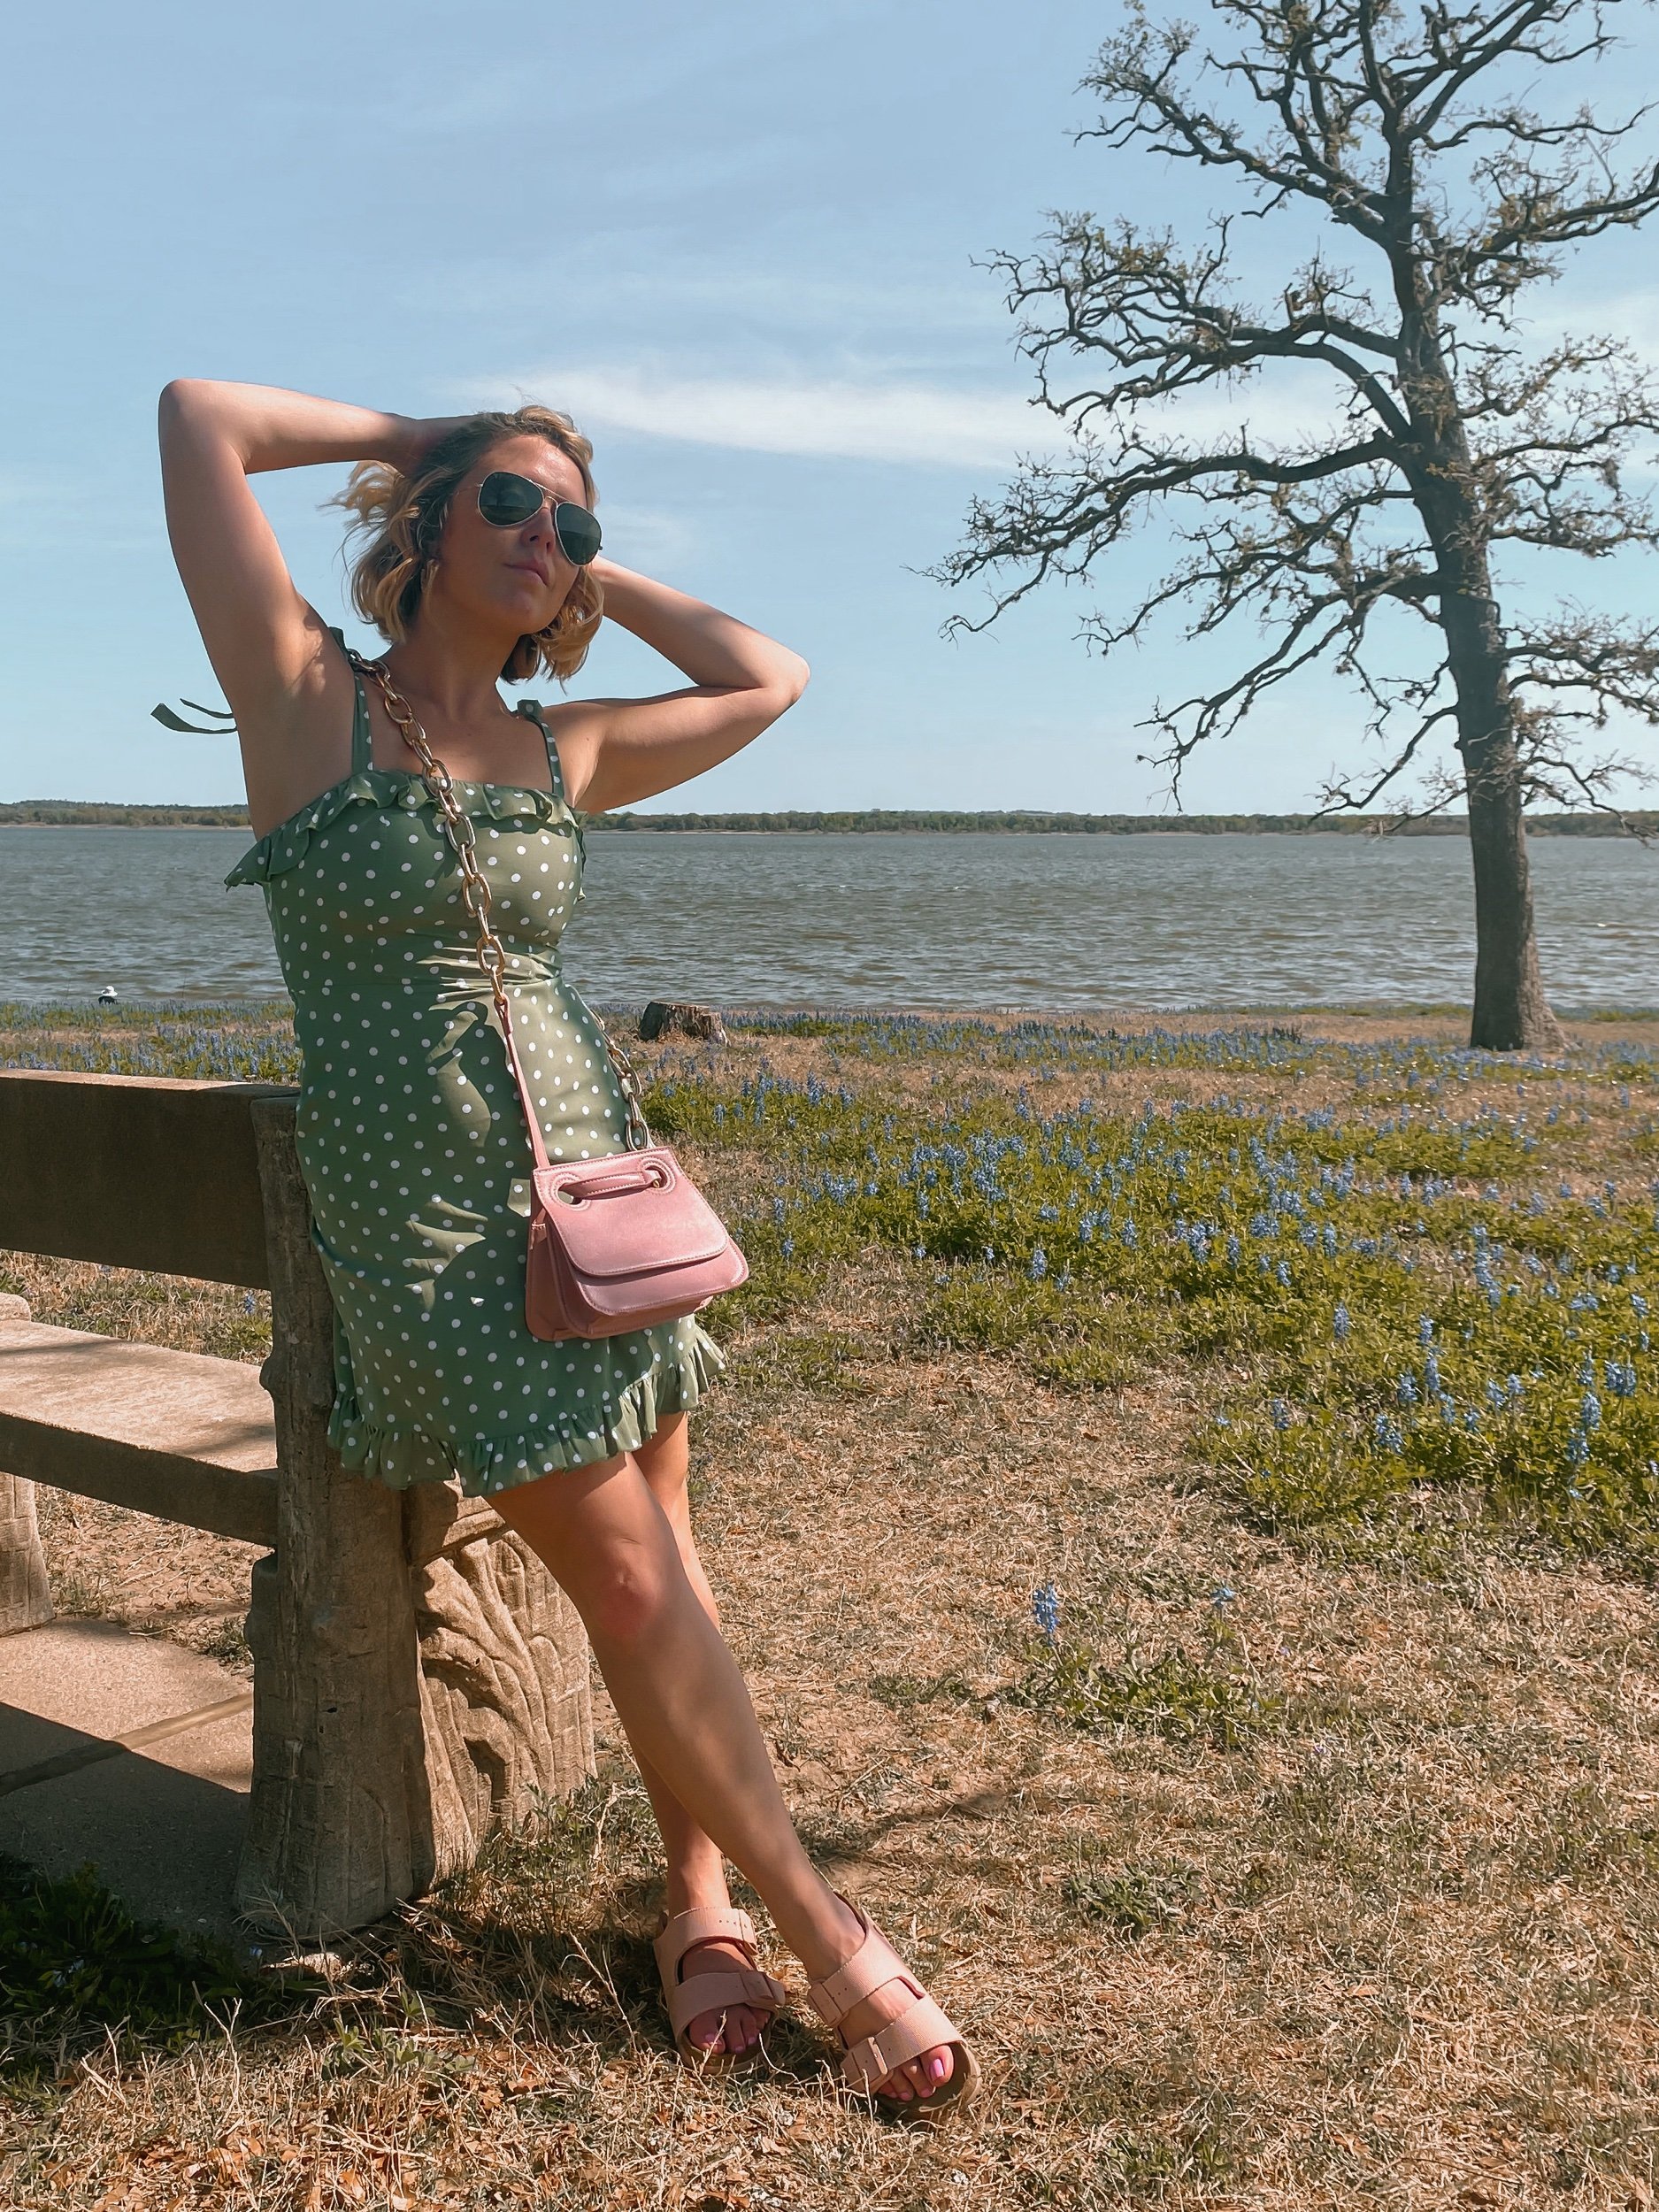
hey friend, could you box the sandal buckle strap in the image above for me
[805,1909,911,2023]
[837,1989,962,2086]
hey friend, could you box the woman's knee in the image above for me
[491,1455,681,1644]
[577,1541,680,1647]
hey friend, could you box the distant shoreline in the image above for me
[2,803,1655,837]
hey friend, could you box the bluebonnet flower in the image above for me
[242,1289,257,1314]
[1577,1351,1595,1387]
[1424,1350,1441,1394]
[1580,1390,1602,1432]
[1333,1302,1351,1343]
[1605,1359,1638,1398]
[1029,1246,1048,1280]
[1031,1583,1061,1645]
[1226,1233,1241,1267]
[1395,1372,1419,1407]
[1373,1414,1406,1455]
[1270,1398,1293,1431]
[780,1235,795,1258]
[1210,1583,1236,1610]
[1565,1430,1591,1468]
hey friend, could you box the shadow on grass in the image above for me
[0,1852,326,2085]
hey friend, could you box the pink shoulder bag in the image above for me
[355,653,749,1342]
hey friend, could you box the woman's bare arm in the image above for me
[547,559,810,815]
[157,380,456,724]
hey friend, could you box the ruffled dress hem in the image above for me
[325,1315,729,1499]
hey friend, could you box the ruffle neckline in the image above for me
[324,1314,730,1498]
[223,766,582,889]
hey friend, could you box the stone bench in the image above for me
[0,1069,594,1942]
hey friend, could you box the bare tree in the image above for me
[933,0,1659,1049]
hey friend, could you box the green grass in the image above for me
[0,1855,318,2078]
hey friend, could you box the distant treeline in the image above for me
[1,800,1655,836]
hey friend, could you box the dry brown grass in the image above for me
[2,1013,1656,2210]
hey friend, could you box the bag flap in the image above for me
[532,1167,731,1279]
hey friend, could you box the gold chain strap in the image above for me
[354,652,652,1150]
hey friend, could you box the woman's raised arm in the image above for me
[157,380,450,726]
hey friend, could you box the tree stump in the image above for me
[638,999,726,1044]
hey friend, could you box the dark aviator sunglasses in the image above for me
[476,470,603,567]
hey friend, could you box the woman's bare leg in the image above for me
[626,1412,767,2055]
[491,1439,952,2101]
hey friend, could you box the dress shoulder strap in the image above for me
[517,699,567,804]
[328,626,373,775]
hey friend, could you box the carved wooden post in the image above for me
[238,1097,595,1939]
[238,1098,432,1939]
[0,1296,53,1638]
[404,1491,595,1886]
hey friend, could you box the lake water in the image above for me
[1,826,1654,1011]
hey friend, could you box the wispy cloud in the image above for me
[458,365,1056,468]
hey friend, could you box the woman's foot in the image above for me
[810,1896,960,2105]
[676,1932,776,2055]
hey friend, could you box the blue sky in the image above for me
[4,0,1658,812]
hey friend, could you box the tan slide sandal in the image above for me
[804,1893,981,2124]
[652,1905,790,2070]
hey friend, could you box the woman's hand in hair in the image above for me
[392,413,481,473]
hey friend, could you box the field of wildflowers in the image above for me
[642,1012,1659,1561]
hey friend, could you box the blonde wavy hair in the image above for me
[331,404,603,684]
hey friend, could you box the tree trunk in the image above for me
[1439,588,1566,1052]
[1463,730,1564,1054]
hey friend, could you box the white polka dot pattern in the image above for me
[223,663,726,1498]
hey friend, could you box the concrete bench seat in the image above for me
[0,1316,279,1546]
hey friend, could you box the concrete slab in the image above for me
[0,1617,251,1744]
[0,1617,258,1956]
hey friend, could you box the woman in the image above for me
[158,381,978,2122]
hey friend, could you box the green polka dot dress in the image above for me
[224,630,726,1500]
